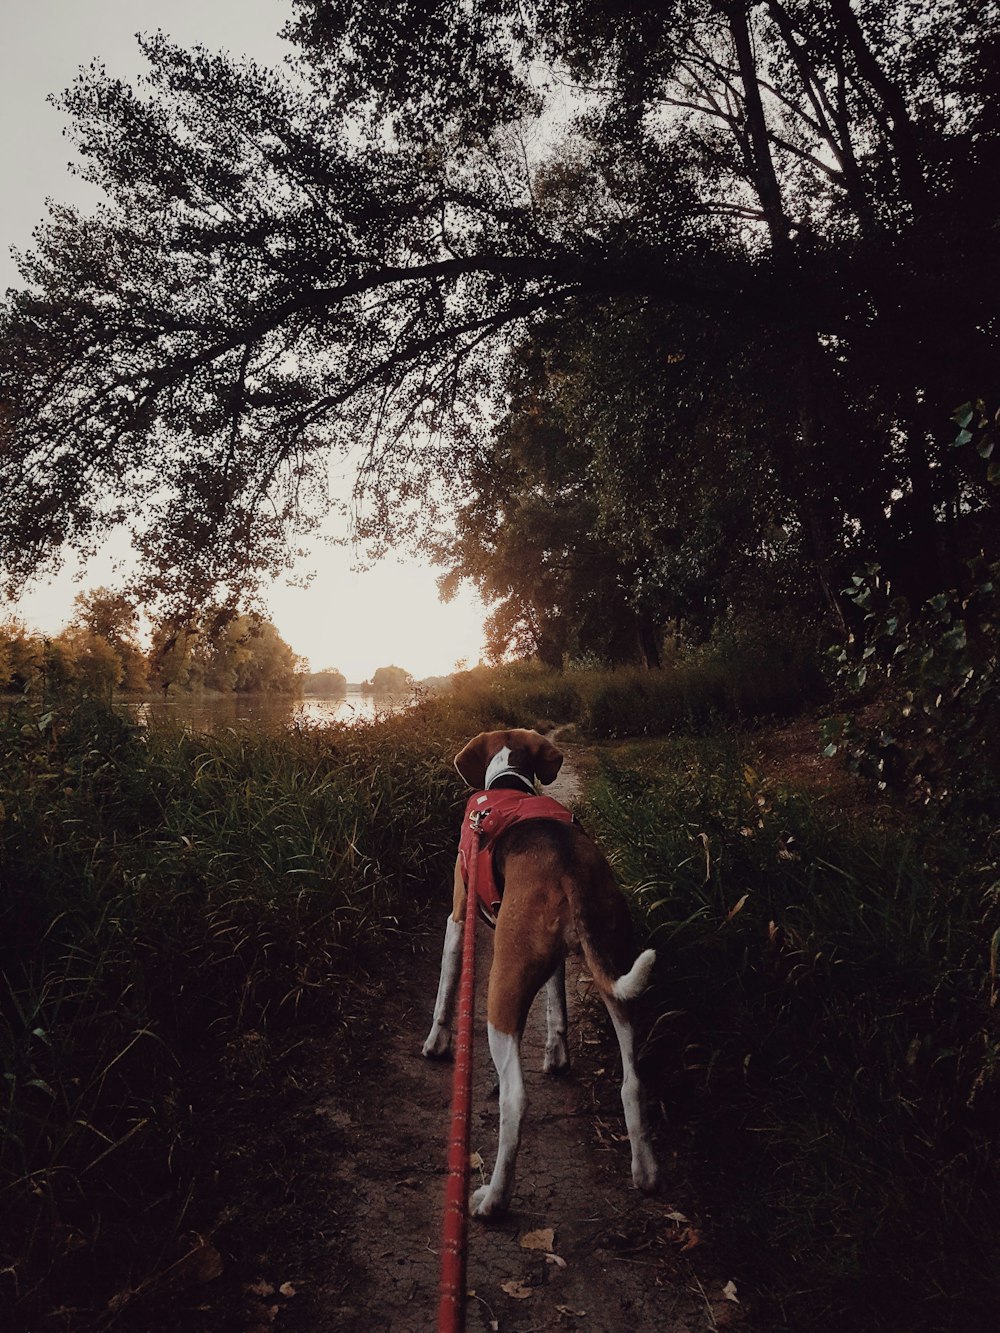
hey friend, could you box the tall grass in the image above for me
[0,699,462,1326]
[446,617,825,740]
[449,660,583,730]
[584,734,1000,1331]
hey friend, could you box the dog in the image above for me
[422,728,660,1218]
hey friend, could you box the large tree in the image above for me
[1,1,997,616]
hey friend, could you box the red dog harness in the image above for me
[458,788,575,924]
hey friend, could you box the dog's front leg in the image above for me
[471,1024,525,1218]
[422,855,467,1059]
[421,914,463,1057]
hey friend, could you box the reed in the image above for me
[0,699,461,1325]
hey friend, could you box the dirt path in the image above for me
[275,741,739,1333]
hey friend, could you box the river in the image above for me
[124,689,410,731]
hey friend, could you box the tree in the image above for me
[147,608,301,694]
[370,664,412,695]
[0,2,997,620]
[69,587,148,689]
[302,667,347,696]
[0,620,42,694]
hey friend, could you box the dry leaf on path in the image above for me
[278,1281,297,1297]
[545,1252,568,1269]
[501,1278,534,1300]
[519,1227,555,1252]
[723,1279,740,1303]
[556,1304,587,1317]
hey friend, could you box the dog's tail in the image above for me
[610,948,657,1001]
[561,849,656,1003]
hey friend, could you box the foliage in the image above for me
[585,734,1000,1331]
[145,607,303,695]
[301,666,347,695]
[0,2,997,622]
[1,597,302,700]
[0,700,461,1325]
[823,560,1000,816]
[369,664,413,695]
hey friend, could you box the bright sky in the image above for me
[0,0,487,680]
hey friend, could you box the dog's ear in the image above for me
[454,732,496,788]
[528,731,563,786]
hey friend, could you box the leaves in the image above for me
[500,1278,533,1299]
[519,1227,555,1252]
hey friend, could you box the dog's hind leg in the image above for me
[543,961,570,1074]
[603,997,660,1194]
[422,855,466,1058]
[473,916,551,1218]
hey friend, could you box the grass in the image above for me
[6,680,997,1330]
[446,620,826,740]
[584,733,1000,1331]
[0,698,465,1327]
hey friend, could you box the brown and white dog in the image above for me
[422,728,660,1218]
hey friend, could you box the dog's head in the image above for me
[454,729,563,793]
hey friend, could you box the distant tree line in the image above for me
[0,589,304,697]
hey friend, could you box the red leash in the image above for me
[438,811,482,1332]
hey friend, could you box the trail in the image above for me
[233,737,739,1333]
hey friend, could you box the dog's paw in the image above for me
[631,1147,660,1195]
[543,1038,570,1075]
[421,1026,452,1059]
[470,1184,507,1219]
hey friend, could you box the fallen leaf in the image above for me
[174,1238,223,1285]
[665,1210,690,1224]
[278,1281,297,1298]
[680,1227,702,1251]
[247,1280,275,1297]
[723,1279,740,1303]
[556,1304,587,1317]
[545,1252,568,1269]
[501,1278,533,1300]
[519,1227,555,1252]
[470,1151,484,1170]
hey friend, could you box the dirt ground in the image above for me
[189,740,743,1333]
[304,928,740,1333]
[221,746,746,1333]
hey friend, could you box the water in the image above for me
[125,690,410,731]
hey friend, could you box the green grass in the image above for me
[0,698,464,1326]
[584,734,1000,1331]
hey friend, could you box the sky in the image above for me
[0,0,488,681]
